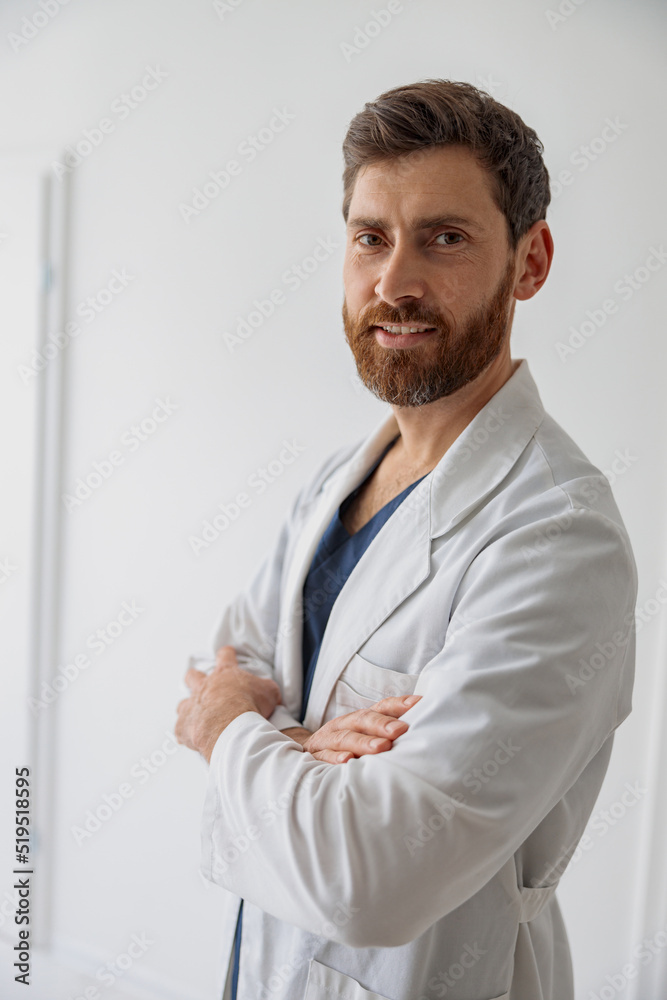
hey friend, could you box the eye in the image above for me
[356,233,384,247]
[434,232,463,246]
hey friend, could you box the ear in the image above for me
[513,221,554,301]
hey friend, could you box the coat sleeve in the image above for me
[207,500,303,733]
[200,504,637,948]
[205,441,360,733]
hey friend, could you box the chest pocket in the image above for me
[304,958,510,999]
[304,958,392,999]
[334,652,419,714]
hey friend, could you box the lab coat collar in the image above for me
[320,356,545,540]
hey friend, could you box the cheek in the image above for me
[434,273,466,310]
[343,258,375,302]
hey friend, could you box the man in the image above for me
[176,80,637,1000]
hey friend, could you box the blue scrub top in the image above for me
[299,433,429,722]
[229,433,428,998]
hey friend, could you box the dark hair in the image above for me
[342,79,550,250]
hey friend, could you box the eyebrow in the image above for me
[346,214,480,232]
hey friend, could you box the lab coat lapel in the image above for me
[301,471,432,730]
[277,408,401,720]
[427,359,545,540]
[280,359,546,730]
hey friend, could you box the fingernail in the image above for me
[371,738,385,748]
[337,753,349,762]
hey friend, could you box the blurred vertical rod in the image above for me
[27,164,71,948]
[626,573,667,1000]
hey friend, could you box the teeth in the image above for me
[380,325,432,335]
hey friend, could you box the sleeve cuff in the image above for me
[208,710,303,773]
[268,704,305,733]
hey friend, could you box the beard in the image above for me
[342,256,516,408]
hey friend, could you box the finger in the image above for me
[175,724,194,750]
[264,677,282,705]
[308,727,393,756]
[184,667,207,692]
[310,749,354,764]
[368,694,422,718]
[215,645,238,669]
[335,707,412,739]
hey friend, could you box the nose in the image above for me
[374,241,426,306]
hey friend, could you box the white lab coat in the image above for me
[199,358,637,1000]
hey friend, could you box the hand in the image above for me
[288,694,422,764]
[176,645,282,761]
[209,645,284,718]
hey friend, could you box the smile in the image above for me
[376,324,436,335]
[372,325,437,349]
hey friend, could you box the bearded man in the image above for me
[176,79,637,1000]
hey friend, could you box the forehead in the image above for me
[347,145,501,226]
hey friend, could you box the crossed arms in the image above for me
[175,488,636,948]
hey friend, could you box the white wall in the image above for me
[1,1,665,997]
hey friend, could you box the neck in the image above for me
[390,352,518,469]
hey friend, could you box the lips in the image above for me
[374,324,437,335]
[372,325,438,349]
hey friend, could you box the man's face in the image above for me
[342,145,518,407]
